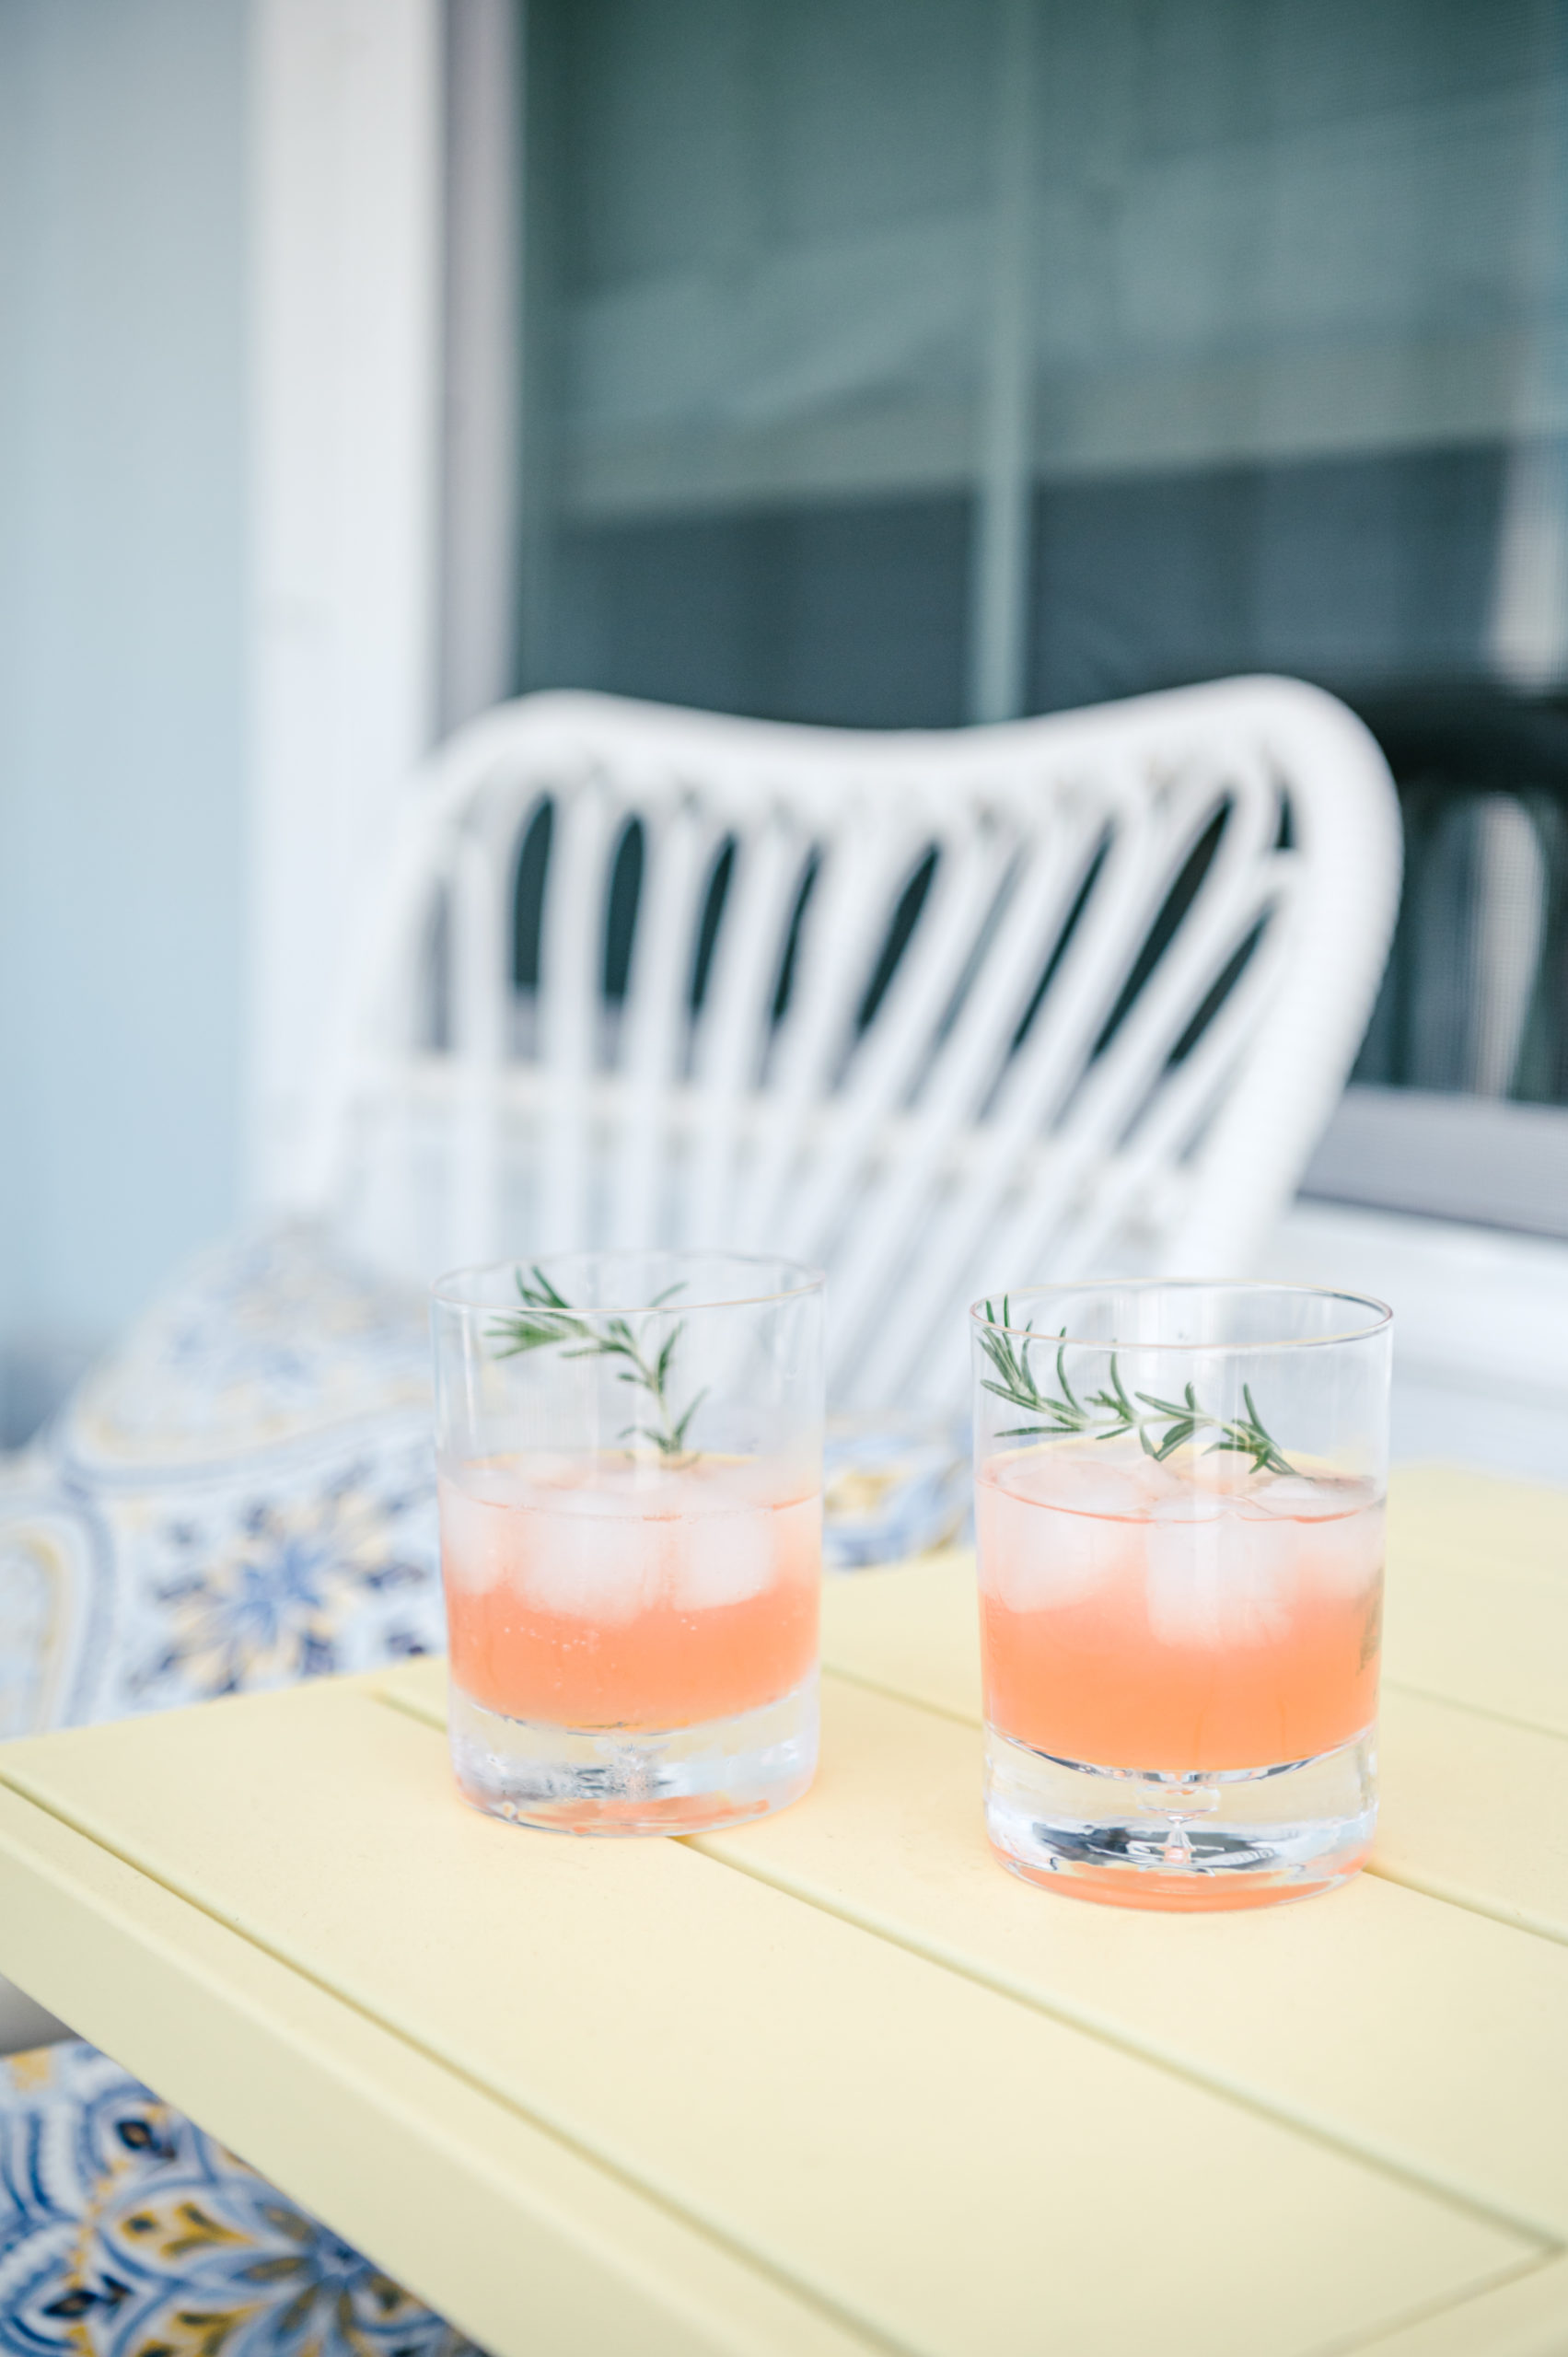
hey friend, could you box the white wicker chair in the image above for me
[292,677,1400,1412]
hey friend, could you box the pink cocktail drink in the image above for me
[970,1283,1391,1908]
[434,1249,825,1834]
[442,1451,820,1734]
[976,1439,1384,1907]
[978,1442,1382,1775]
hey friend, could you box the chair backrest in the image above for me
[295,677,1401,1412]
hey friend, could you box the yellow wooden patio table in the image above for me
[2,1464,1566,2357]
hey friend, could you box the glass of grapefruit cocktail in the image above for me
[971,1283,1390,1909]
[434,1251,823,1833]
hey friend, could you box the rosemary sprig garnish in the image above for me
[978,1297,1294,1475]
[489,1266,705,1461]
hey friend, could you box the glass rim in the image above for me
[431,1248,826,1318]
[968,1278,1392,1352]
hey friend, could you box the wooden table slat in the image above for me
[1374,1689,1568,1945]
[0,1682,1534,2357]
[1386,1468,1568,1585]
[1383,1467,1568,1739]
[693,1677,1568,2247]
[0,1787,872,2357]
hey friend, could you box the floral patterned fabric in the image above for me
[0,1225,444,1741]
[0,2044,479,2357]
[0,1227,473,2351]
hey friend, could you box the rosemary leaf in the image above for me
[977,1306,1295,1476]
[489,1266,703,1461]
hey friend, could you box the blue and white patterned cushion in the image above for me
[0,2042,480,2356]
[0,1224,444,1740]
[0,1225,469,2349]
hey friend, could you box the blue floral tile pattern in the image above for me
[0,2044,482,2357]
[111,1434,441,1713]
[0,1225,444,1737]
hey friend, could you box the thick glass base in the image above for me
[983,1722,1376,1910]
[449,1673,819,1835]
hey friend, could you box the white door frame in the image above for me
[247,0,445,1206]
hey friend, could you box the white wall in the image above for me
[0,0,248,1435]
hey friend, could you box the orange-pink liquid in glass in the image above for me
[440,1453,820,1731]
[976,1444,1383,1775]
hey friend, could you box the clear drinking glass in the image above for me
[970,1283,1391,1909]
[433,1250,824,1833]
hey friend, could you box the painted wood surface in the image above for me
[1,1463,1564,2353]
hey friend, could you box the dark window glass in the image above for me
[516,0,1568,1107]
